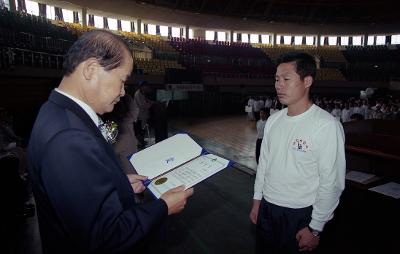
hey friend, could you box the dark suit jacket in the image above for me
[28,91,168,253]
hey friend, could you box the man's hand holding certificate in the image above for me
[161,186,194,215]
[129,134,231,198]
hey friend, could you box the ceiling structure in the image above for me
[134,0,399,25]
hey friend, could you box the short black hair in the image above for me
[62,30,131,76]
[276,51,316,80]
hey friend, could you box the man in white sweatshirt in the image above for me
[249,52,345,253]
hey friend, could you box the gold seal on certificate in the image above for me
[155,177,168,185]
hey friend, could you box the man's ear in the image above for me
[304,76,313,88]
[82,58,100,81]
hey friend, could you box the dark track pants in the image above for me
[256,199,313,254]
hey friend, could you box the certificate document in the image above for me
[128,133,231,198]
[148,153,230,198]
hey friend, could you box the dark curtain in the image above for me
[73,11,79,23]
[38,3,46,17]
[130,21,135,32]
[291,36,295,45]
[323,36,328,45]
[117,20,122,31]
[54,7,63,21]
[17,0,26,12]
[156,25,160,35]
[168,27,172,37]
[103,17,108,29]
[180,28,184,37]
[88,14,94,26]
[144,24,148,34]
[349,37,353,46]
[280,36,284,44]
[237,33,242,42]
[302,36,306,45]
[214,31,217,41]
[386,35,391,45]
[337,37,341,46]
[258,34,262,43]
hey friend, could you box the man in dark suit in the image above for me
[28,30,193,254]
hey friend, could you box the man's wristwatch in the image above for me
[308,226,321,237]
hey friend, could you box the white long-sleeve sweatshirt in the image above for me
[253,104,346,231]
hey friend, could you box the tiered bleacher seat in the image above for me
[133,58,185,75]
[342,45,400,81]
[258,44,294,61]
[170,38,274,78]
[170,38,265,58]
[307,46,347,64]
[0,9,76,70]
[316,68,346,81]
[258,44,347,65]
[58,21,93,37]
[258,44,350,80]
[141,34,177,54]
[115,31,184,74]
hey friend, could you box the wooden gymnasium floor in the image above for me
[170,114,258,172]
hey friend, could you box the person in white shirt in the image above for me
[348,102,355,118]
[249,52,345,254]
[341,103,351,122]
[133,81,153,148]
[364,103,374,120]
[360,100,368,119]
[255,108,269,164]
[253,97,264,121]
[264,96,273,109]
[330,103,342,121]
[352,102,362,115]
[247,97,255,121]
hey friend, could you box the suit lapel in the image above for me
[49,91,100,136]
[48,91,122,168]
[48,90,136,207]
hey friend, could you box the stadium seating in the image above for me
[133,58,184,75]
[2,8,400,82]
[0,9,75,69]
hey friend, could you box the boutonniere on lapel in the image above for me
[99,120,118,144]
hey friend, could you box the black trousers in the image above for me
[254,111,261,121]
[256,138,263,164]
[134,120,145,145]
[256,199,313,254]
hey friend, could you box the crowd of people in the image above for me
[314,96,400,122]
[247,94,400,123]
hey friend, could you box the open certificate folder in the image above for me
[128,134,231,198]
